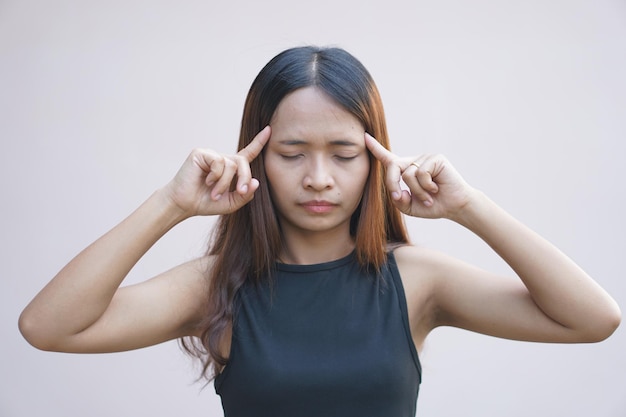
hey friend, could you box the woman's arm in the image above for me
[435,190,620,342]
[19,127,270,353]
[19,191,205,352]
[366,134,621,344]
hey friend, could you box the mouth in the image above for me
[300,200,338,214]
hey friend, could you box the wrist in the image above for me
[151,187,193,227]
[448,188,493,229]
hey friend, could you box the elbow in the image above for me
[599,303,622,340]
[596,299,621,341]
[580,302,621,343]
[18,310,60,352]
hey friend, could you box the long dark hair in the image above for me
[181,46,409,379]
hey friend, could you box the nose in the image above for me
[302,156,335,190]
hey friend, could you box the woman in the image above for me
[19,46,620,416]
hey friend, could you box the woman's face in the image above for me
[264,86,370,242]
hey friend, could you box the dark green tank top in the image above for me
[215,251,421,416]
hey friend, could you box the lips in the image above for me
[300,200,337,214]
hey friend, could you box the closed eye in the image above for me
[335,155,358,161]
[280,154,303,160]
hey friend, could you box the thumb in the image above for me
[225,178,260,212]
[389,189,413,214]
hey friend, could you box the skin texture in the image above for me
[19,86,620,360]
[264,87,370,264]
[365,135,621,348]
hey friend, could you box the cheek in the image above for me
[354,158,371,188]
[341,159,370,200]
[263,153,277,180]
[263,155,290,193]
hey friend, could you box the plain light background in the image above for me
[2,1,625,416]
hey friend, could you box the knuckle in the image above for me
[401,170,414,182]
[236,147,249,157]
[191,148,214,159]
[432,153,446,163]
[223,157,237,170]
[233,154,248,166]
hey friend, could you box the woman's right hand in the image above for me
[163,126,271,218]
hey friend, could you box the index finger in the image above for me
[232,126,270,194]
[364,133,398,164]
[365,133,403,200]
[238,125,271,162]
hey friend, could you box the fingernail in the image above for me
[213,194,222,201]
[423,199,432,207]
[392,191,400,200]
[240,184,248,193]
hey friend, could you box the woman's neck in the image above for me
[278,229,355,265]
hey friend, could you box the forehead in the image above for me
[269,87,364,144]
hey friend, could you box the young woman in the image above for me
[19,46,620,416]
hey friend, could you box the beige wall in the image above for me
[2,1,625,416]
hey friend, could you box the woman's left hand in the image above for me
[365,133,475,220]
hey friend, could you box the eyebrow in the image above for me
[277,139,360,147]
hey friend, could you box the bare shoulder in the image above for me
[391,245,447,350]
[393,244,477,284]
[61,255,214,353]
[141,255,213,336]
[392,244,448,278]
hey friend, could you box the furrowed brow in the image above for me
[329,140,360,147]
[277,139,307,146]
[275,139,360,147]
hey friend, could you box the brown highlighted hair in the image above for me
[181,46,409,379]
